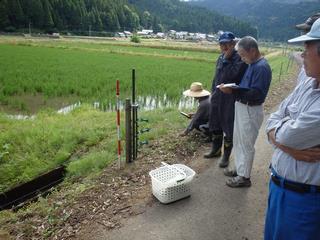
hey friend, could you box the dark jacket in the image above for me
[186,96,210,133]
[209,50,248,138]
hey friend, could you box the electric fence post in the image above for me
[125,98,132,163]
[279,62,283,82]
[116,80,122,169]
[132,69,138,160]
[125,69,150,164]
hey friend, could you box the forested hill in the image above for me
[188,0,320,41]
[0,0,257,37]
[128,0,256,36]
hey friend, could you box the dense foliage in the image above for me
[0,0,140,33]
[189,0,320,41]
[128,0,257,37]
[0,0,256,36]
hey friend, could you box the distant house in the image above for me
[168,30,176,38]
[206,34,216,42]
[115,32,126,38]
[124,31,132,37]
[186,33,199,41]
[175,31,188,39]
[137,31,148,37]
[141,29,153,35]
[137,29,154,38]
[217,30,224,36]
[48,33,60,38]
[156,32,165,38]
[197,33,206,40]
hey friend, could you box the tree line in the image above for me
[129,0,257,37]
[189,0,320,41]
[0,0,257,37]
[0,0,141,33]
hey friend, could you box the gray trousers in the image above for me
[233,101,264,178]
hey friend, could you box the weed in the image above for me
[130,34,141,43]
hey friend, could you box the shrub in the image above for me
[130,34,141,43]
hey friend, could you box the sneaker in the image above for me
[226,176,251,188]
[223,168,237,177]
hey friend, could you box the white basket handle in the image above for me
[161,162,187,183]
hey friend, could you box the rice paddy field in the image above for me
[0,37,220,113]
[0,36,294,192]
[0,36,290,113]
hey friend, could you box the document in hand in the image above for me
[216,83,238,89]
[180,111,191,119]
[216,83,249,90]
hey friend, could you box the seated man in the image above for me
[180,82,210,138]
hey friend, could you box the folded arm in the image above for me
[274,109,320,149]
[268,129,320,162]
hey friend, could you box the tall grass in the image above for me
[0,105,188,192]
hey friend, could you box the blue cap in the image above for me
[219,32,235,43]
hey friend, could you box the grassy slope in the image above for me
[0,106,189,192]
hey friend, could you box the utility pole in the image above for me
[89,25,92,37]
[29,22,31,36]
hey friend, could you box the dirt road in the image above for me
[79,114,274,240]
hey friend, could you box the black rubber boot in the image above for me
[204,134,223,158]
[219,137,233,168]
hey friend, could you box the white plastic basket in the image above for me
[149,162,196,204]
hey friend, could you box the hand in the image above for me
[282,147,320,162]
[267,129,277,145]
[188,113,195,118]
[218,84,233,94]
[179,130,188,137]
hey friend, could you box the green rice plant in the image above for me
[0,37,219,114]
[0,43,215,111]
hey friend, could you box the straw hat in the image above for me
[183,82,210,97]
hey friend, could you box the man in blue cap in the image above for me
[204,31,247,169]
[264,18,320,240]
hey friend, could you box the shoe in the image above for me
[226,176,251,188]
[223,168,237,177]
